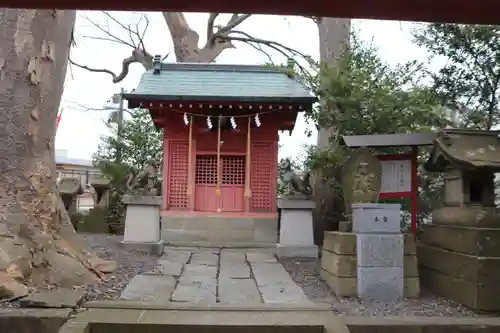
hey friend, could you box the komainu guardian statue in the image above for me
[126,159,161,196]
[281,158,313,198]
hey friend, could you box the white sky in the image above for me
[56,12,439,162]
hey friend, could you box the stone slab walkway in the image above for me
[120,246,311,305]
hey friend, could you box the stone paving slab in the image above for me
[144,259,183,277]
[190,252,219,266]
[172,278,217,303]
[165,246,220,254]
[258,283,309,304]
[19,289,85,308]
[220,250,246,263]
[219,264,251,279]
[164,246,199,252]
[121,246,311,306]
[161,250,191,264]
[250,262,295,286]
[246,252,277,263]
[218,278,262,304]
[120,275,176,303]
[182,264,218,280]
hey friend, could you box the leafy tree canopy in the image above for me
[93,108,163,171]
[413,24,500,130]
[303,31,451,227]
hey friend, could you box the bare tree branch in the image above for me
[207,13,219,41]
[82,13,135,48]
[75,12,314,84]
[223,30,315,68]
[69,48,153,83]
[305,16,322,24]
[207,14,252,45]
[72,12,153,83]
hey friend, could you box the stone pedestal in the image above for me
[121,195,163,255]
[276,198,318,259]
[320,232,419,297]
[418,206,500,311]
[353,203,403,301]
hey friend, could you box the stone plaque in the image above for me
[342,147,382,213]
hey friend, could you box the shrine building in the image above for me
[124,57,315,244]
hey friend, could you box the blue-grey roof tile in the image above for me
[124,63,315,103]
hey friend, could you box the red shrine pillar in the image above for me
[244,116,252,212]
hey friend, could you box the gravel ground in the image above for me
[81,233,159,301]
[280,258,496,318]
[1,234,498,318]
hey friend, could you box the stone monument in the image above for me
[121,159,163,255]
[58,177,84,219]
[276,158,318,258]
[344,148,404,301]
[418,129,500,311]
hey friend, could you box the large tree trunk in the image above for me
[163,12,235,63]
[313,17,351,246]
[0,9,116,298]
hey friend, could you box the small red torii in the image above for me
[340,132,436,235]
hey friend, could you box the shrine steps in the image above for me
[161,215,278,246]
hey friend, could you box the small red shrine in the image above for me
[124,57,315,225]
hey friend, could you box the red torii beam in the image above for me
[4,0,500,25]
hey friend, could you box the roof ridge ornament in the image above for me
[153,55,162,75]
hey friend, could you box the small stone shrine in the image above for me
[418,129,500,311]
[321,147,419,299]
[276,158,317,258]
[58,178,83,217]
[90,177,111,209]
[121,160,163,255]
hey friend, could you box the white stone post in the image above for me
[352,203,403,301]
[276,198,318,259]
[121,195,164,255]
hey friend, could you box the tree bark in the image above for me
[0,9,116,298]
[313,17,351,245]
[163,12,235,62]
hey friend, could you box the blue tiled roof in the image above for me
[124,63,315,105]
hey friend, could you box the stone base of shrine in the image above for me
[320,232,420,297]
[276,244,318,258]
[418,223,500,311]
[160,212,278,246]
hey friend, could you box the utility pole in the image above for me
[109,87,125,163]
[116,87,125,163]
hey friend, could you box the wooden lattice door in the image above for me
[194,155,218,212]
[221,156,245,212]
[194,155,245,212]
[168,141,189,209]
[251,142,275,212]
